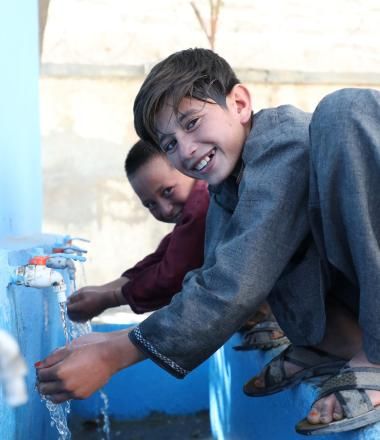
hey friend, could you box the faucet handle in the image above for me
[28,256,49,266]
[54,245,88,254]
[62,236,90,246]
[48,253,86,263]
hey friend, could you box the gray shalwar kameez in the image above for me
[130,88,380,377]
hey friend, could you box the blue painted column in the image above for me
[0,0,42,238]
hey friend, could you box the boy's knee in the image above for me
[311,88,380,131]
[310,88,380,163]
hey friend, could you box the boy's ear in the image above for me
[228,84,252,124]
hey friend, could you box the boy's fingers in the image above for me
[67,301,84,313]
[38,378,65,395]
[67,292,84,305]
[37,364,62,382]
[35,346,68,369]
[67,306,92,321]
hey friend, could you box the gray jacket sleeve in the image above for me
[130,106,312,377]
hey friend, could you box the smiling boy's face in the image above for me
[129,155,195,224]
[155,84,252,186]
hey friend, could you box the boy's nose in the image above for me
[177,135,197,160]
[159,200,174,219]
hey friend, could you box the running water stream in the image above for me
[60,302,70,344]
[69,316,111,440]
[40,302,72,440]
[41,261,111,439]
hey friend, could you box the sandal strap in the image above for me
[265,353,287,386]
[335,389,373,418]
[244,321,283,336]
[264,345,343,387]
[284,345,343,369]
[318,367,380,399]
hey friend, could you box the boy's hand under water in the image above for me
[67,277,128,322]
[36,330,145,402]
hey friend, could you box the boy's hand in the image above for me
[67,277,129,321]
[36,330,145,402]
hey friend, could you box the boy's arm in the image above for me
[36,329,146,402]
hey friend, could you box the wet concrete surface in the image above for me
[69,410,212,440]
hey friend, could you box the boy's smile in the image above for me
[156,84,252,186]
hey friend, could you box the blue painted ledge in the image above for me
[71,322,209,420]
[210,333,380,440]
[0,234,68,440]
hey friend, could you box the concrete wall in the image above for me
[40,0,380,289]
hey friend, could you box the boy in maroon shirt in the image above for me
[67,140,207,319]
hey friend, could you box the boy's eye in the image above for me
[162,139,177,154]
[186,118,199,130]
[144,201,155,210]
[162,187,173,198]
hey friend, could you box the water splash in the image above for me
[40,302,72,440]
[41,395,71,440]
[79,262,88,286]
[69,320,92,339]
[59,302,70,345]
[99,390,111,440]
[68,317,112,439]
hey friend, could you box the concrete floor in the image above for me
[69,410,212,440]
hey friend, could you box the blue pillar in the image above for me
[0,0,42,238]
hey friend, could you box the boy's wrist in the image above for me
[112,285,128,306]
[103,329,146,374]
[101,276,129,307]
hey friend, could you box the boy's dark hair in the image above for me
[133,48,240,145]
[125,139,165,180]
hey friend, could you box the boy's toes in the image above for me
[271,330,283,339]
[332,399,344,421]
[307,403,322,424]
[307,395,340,425]
[251,374,265,388]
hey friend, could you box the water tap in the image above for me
[53,236,90,255]
[63,236,90,246]
[0,329,28,406]
[12,256,67,304]
[46,254,86,281]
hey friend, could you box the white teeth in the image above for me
[195,158,209,171]
[194,151,214,171]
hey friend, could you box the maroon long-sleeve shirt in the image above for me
[121,180,209,314]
